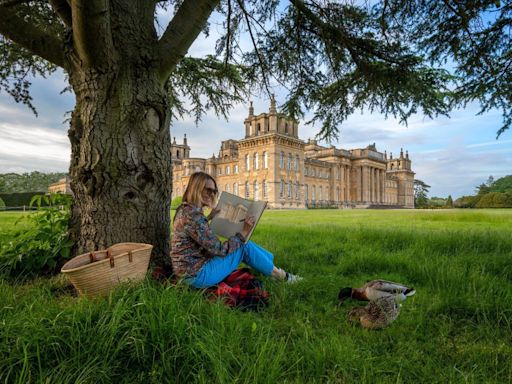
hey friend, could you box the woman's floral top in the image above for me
[171,202,244,278]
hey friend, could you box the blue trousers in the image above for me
[189,241,275,288]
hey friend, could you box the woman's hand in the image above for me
[241,215,255,238]
[206,208,221,221]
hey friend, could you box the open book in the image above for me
[209,191,267,243]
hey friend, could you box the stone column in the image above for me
[361,166,367,202]
[380,169,384,203]
[376,169,381,203]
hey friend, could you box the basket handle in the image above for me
[107,249,115,268]
[128,250,133,263]
[89,252,96,263]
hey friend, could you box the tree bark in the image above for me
[68,65,172,267]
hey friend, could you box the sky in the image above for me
[0,8,511,199]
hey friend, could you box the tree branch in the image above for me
[157,0,219,83]
[70,0,114,67]
[0,4,67,69]
[49,0,72,28]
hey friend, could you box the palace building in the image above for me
[171,97,415,209]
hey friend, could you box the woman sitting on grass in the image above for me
[171,171,302,288]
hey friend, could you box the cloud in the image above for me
[0,123,70,173]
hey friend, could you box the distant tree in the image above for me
[475,179,492,196]
[414,179,431,208]
[476,192,512,208]
[428,196,447,208]
[0,197,5,211]
[489,175,512,193]
[454,195,479,208]
[446,195,453,208]
[0,172,67,193]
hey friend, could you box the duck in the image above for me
[338,280,415,303]
[347,295,401,329]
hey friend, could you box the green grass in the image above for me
[1,209,512,383]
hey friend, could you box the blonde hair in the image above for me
[182,171,218,208]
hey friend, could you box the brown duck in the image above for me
[338,280,415,303]
[348,295,402,329]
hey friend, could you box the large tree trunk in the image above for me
[67,7,172,267]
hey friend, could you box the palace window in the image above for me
[226,166,230,175]
[312,185,316,201]
[225,184,229,192]
[176,150,180,159]
[245,154,250,171]
[280,180,284,198]
[288,153,292,170]
[280,151,284,169]
[305,184,308,200]
[295,155,300,171]
[254,181,259,201]
[254,153,259,170]
[218,168,222,176]
[245,181,250,199]
[234,182,238,196]
[263,151,268,169]
[234,164,238,173]
[319,186,323,200]
[263,180,268,199]
[296,181,300,199]
[287,182,291,198]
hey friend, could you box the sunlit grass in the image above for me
[1,209,511,382]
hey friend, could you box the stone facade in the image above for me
[48,177,73,194]
[172,98,415,208]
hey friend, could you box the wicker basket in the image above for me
[61,242,153,297]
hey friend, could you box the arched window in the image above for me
[245,181,250,198]
[226,166,230,175]
[245,154,250,171]
[295,155,300,171]
[285,123,288,134]
[254,153,259,170]
[234,182,238,196]
[280,152,284,169]
[254,181,259,201]
[176,150,180,159]
[288,153,292,170]
[263,180,268,199]
[263,151,268,169]
[319,186,323,200]
[234,164,238,173]
[257,123,261,133]
[218,168,222,176]
[287,182,292,198]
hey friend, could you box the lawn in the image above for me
[1,209,511,383]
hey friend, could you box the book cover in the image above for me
[209,191,267,243]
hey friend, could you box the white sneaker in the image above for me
[286,272,303,283]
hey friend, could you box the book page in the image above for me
[209,192,267,242]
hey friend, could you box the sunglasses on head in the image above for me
[203,187,218,196]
